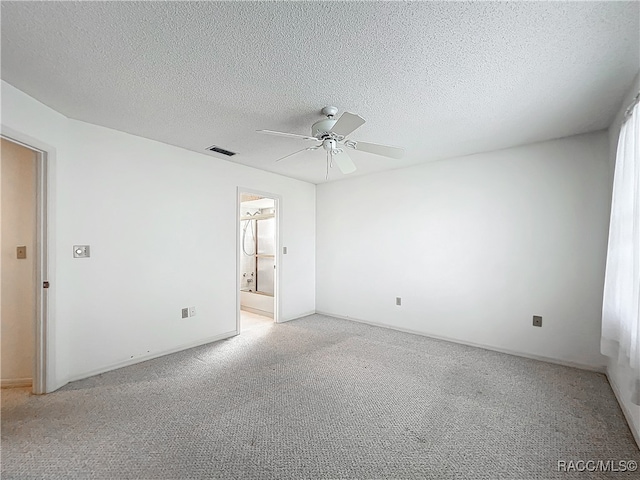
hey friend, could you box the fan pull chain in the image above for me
[326,151,330,180]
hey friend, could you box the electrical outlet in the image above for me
[189,306,196,317]
[533,315,542,327]
[283,246,288,254]
[396,297,402,306]
[181,308,189,319]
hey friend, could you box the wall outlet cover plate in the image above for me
[73,245,90,258]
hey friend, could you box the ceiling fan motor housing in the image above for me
[312,118,338,138]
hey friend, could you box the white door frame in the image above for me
[236,187,281,333]
[1,128,54,394]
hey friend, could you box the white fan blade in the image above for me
[351,141,404,159]
[332,150,357,174]
[257,129,319,141]
[275,146,320,162]
[331,112,365,137]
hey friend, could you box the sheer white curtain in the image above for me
[602,99,640,404]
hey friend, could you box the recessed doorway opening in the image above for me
[237,190,279,332]
[0,134,49,394]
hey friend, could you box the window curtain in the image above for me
[602,99,640,404]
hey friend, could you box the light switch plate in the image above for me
[73,245,90,258]
[17,246,27,259]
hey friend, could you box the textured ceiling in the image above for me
[2,1,638,184]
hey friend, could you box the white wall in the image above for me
[317,131,611,369]
[1,81,315,388]
[1,139,36,385]
[605,71,640,446]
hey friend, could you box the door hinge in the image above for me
[43,281,50,289]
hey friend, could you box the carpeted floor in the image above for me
[2,314,639,479]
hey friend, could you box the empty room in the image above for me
[1,1,639,478]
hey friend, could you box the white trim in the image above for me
[34,149,48,394]
[67,330,237,383]
[1,378,33,388]
[0,128,55,394]
[278,312,316,324]
[236,188,282,336]
[315,311,606,373]
[606,369,640,450]
[240,305,274,318]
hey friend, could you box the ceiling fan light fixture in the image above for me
[257,106,404,178]
[322,138,338,151]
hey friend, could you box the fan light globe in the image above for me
[322,139,338,151]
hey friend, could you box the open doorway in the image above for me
[1,135,48,394]
[237,190,279,332]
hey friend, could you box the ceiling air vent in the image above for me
[206,145,236,156]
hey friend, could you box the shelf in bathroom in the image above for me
[240,214,275,221]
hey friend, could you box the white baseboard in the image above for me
[606,369,640,450]
[315,311,606,373]
[67,330,238,383]
[278,311,316,324]
[1,378,32,388]
[241,306,274,318]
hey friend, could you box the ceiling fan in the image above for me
[257,106,404,179]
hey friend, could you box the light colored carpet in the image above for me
[2,314,639,479]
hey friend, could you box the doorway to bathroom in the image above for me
[237,190,279,332]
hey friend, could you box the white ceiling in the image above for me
[2,1,638,184]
